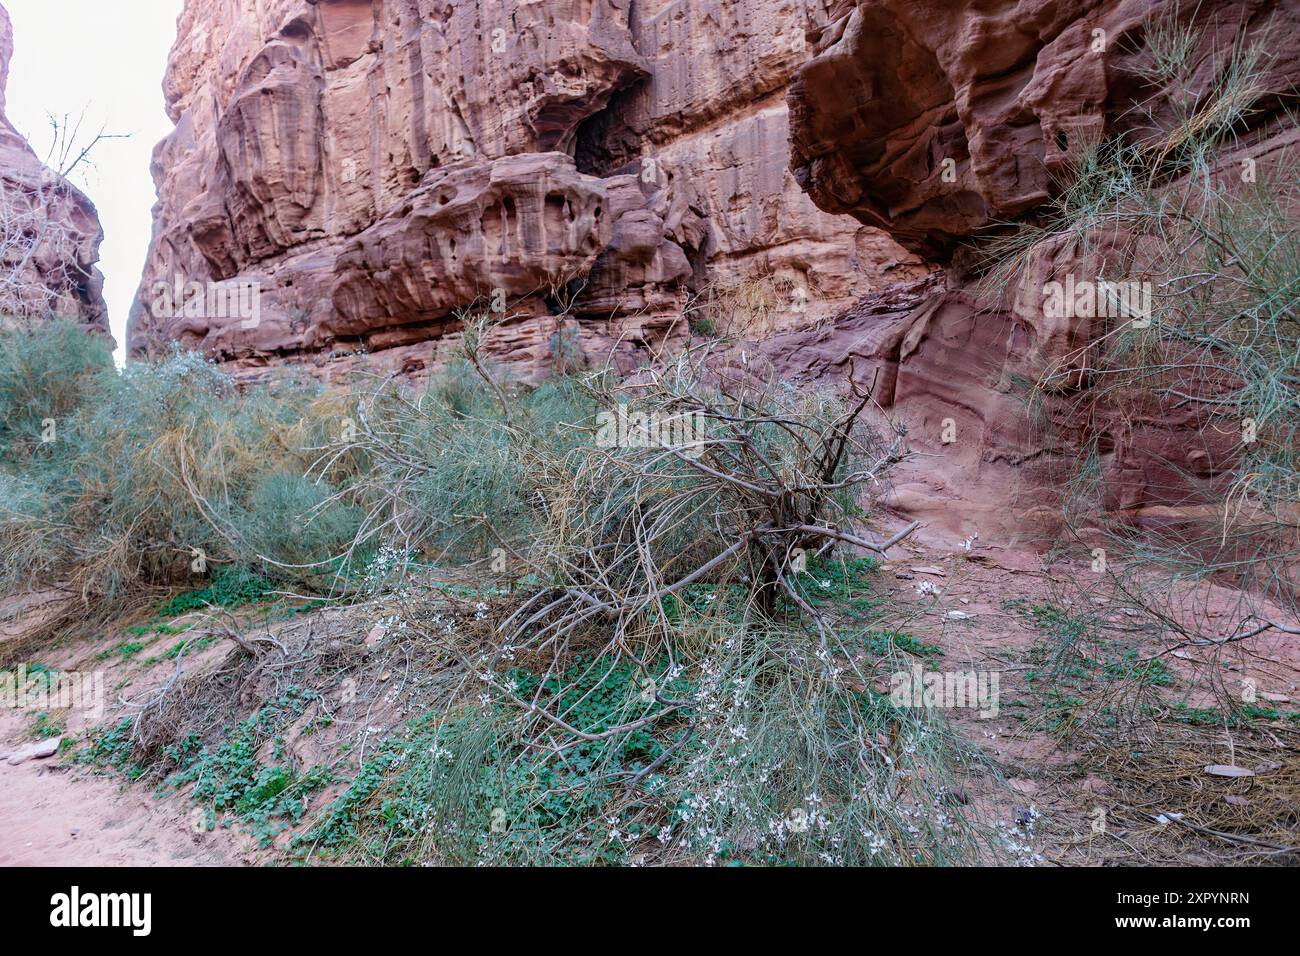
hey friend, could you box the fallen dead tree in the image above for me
[341,343,918,760]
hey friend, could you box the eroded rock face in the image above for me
[760,269,1238,542]
[0,3,108,335]
[783,0,1299,540]
[134,0,1296,540]
[789,0,1297,259]
[131,0,922,382]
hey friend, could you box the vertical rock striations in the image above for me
[131,0,921,382]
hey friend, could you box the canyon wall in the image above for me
[129,0,923,382]
[0,2,108,335]
[778,0,1298,541]
[789,0,1297,257]
[131,0,1298,543]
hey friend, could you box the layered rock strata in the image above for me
[130,0,923,382]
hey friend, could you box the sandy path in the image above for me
[1,590,254,867]
[0,755,246,866]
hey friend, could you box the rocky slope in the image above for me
[129,0,923,382]
[0,2,108,334]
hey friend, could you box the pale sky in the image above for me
[4,0,183,362]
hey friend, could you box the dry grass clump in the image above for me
[1081,722,1300,864]
[686,273,827,340]
[346,342,915,745]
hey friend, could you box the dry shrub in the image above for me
[689,272,827,340]
[984,16,1299,684]
[301,342,1009,866]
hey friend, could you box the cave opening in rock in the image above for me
[573,83,645,177]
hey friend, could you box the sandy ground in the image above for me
[0,603,253,867]
[0,754,242,866]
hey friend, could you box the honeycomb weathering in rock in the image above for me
[130,0,923,381]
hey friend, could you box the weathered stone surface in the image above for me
[3,735,62,766]
[130,0,918,380]
[0,3,108,334]
[781,0,1300,540]
[789,0,1298,259]
[332,153,613,332]
[132,0,1298,540]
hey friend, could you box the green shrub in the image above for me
[0,330,362,606]
[242,472,362,569]
[0,318,113,454]
[156,566,278,617]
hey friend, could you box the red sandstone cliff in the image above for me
[779,0,1298,540]
[0,2,108,335]
[129,0,922,382]
[129,0,1299,543]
